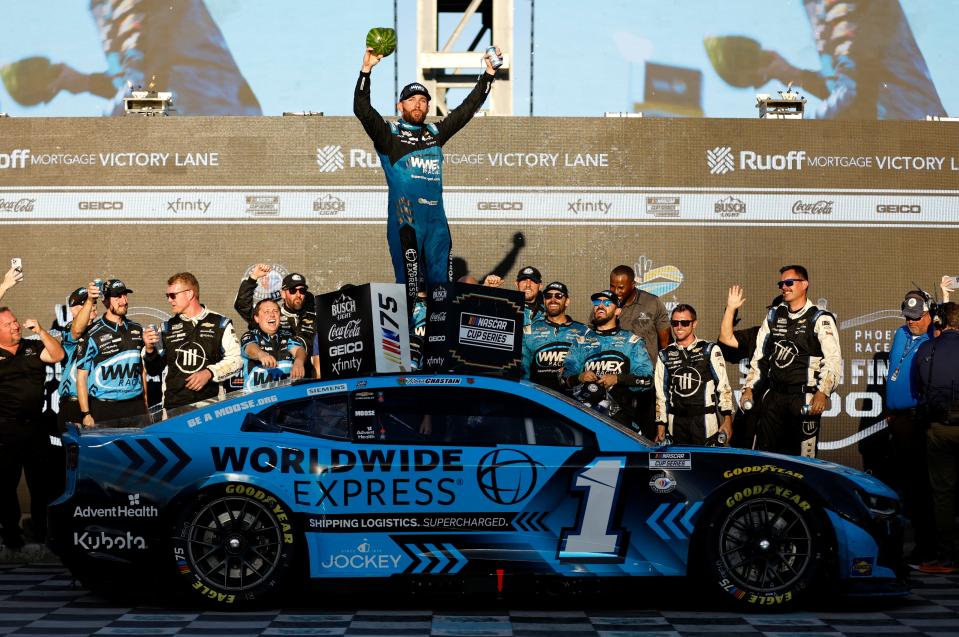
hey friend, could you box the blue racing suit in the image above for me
[239,328,305,391]
[522,318,591,392]
[354,70,495,306]
[563,326,654,430]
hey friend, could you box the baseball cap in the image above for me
[102,279,133,299]
[591,289,620,307]
[282,273,309,291]
[544,281,569,297]
[516,266,542,283]
[399,82,431,102]
[902,291,930,320]
[67,287,88,307]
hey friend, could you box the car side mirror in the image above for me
[241,412,282,433]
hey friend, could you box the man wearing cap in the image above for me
[522,282,590,392]
[741,265,842,457]
[516,266,545,326]
[0,307,64,550]
[234,264,317,377]
[144,272,242,410]
[914,302,959,573]
[75,280,149,427]
[239,299,307,391]
[883,290,937,566]
[717,285,783,448]
[563,290,654,431]
[655,304,734,446]
[355,43,501,309]
[56,282,100,428]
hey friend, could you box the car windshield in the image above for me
[527,382,654,446]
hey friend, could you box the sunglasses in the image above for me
[544,292,566,299]
[166,289,191,300]
[777,278,806,289]
[288,287,308,295]
[671,319,693,327]
[592,299,614,307]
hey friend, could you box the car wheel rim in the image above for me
[186,496,283,592]
[718,497,813,594]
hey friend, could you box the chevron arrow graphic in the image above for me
[160,438,191,481]
[425,543,449,573]
[646,503,671,541]
[681,502,702,534]
[663,503,685,539]
[444,543,467,574]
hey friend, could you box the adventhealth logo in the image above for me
[708,147,807,174]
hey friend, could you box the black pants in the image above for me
[0,423,52,548]
[634,390,657,439]
[90,396,147,425]
[57,397,82,430]
[927,422,959,562]
[887,409,937,560]
[670,414,708,446]
[756,390,820,457]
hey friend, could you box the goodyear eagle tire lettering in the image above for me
[703,481,831,609]
[172,483,296,607]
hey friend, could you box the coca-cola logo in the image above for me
[328,319,362,342]
[792,200,833,215]
[429,312,447,322]
[0,198,35,212]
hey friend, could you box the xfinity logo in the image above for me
[708,147,806,174]
[0,149,30,170]
[79,201,123,210]
[167,198,211,213]
[567,199,611,214]
[876,204,920,214]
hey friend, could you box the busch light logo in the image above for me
[313,194,346,214]
[714,196,746,217]
[707,147,735,175]
[331,294,357,321]
[476,449,542,505]
[316,145,345,173]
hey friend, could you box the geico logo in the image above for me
[211,446,461,475]
[478,201,523,210]
[876,204,921,214]
[79,201,123,210]
[329,341,363,356]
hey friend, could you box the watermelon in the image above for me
[1,56,62,106]
[703,36,772,88]
[366,27,397,57]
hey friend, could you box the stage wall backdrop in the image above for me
[1,115,958,467]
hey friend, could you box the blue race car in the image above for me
[48,374,906,609]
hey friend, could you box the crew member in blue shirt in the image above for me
[885,290,937,564]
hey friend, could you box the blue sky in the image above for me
[1,0,956,118]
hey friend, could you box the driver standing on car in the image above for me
[654,304,734,445]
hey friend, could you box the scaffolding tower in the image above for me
[416,0,513,115]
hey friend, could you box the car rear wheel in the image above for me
[703,483,830,609]
[171,483,296,607]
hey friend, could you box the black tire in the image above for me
[171,483,297,607]
[702,481,832,610]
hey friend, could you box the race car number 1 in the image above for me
[559,457,626,561]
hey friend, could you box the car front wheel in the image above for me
[703,482,831,609]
